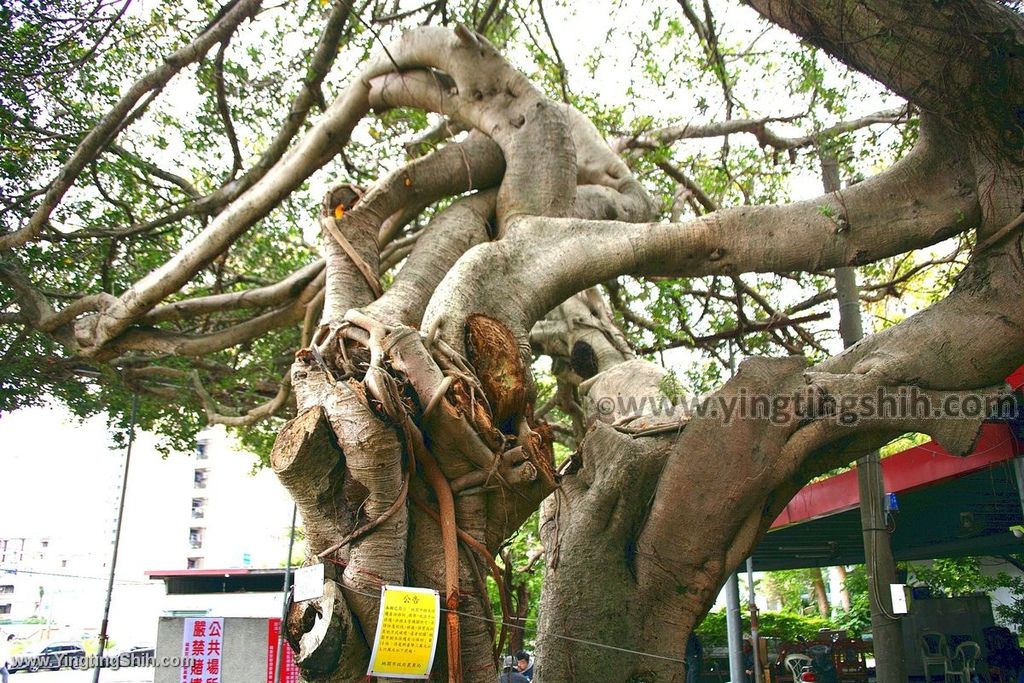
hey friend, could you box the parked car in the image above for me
[9,642,87,672]
[110,645,154,667]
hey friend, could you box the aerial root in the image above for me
[409,487,512,666]
[302,308,558,681]
[316,473,410,560]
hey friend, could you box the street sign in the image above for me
[180,617,223,683]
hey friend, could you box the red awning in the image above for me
[772,422,1021,529]
[772,364,1024,529]
[1009,365,1024,391]
[145,568,252,578]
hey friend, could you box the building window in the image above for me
[0,585,12,594]
[193,469,207,489]
[188,528,204,550]
[0,605,10,615]
[191,498,206,519]
[187,557,202,570]
[195,441,208,460]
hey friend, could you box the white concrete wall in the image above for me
[159,591,284,618]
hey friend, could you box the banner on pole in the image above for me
[180,617,223,683]
[266,617,300,683]
[367,585,441,679]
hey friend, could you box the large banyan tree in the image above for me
[2,0,1023,680]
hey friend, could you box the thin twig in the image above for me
[213,40,244,179]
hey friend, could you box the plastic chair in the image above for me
[785,654,813,683]
[920,631,949,683]
[945,641,981,683]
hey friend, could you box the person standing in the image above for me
[515,650,534,681]
[685,633,703,683]
[742,637,755,683]
[0,633,13,683]
[500,655,529,683]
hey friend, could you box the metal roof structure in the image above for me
[754,361,1024,571]
[145,567,286,594]
[754,422,1024,570]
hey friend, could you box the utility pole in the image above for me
[273,504,298,683]
[724,345,748,683]
[746,558,762,683]
[725,573,744,683]
[821,153,906,682]
[93,395,138,683]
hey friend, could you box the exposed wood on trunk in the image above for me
[270,406,351,554]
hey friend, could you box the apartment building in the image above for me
[178,426,297,571]
[0,407,299,644]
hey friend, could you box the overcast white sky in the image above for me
[0,406,125,541]
[0,403,294,577]
[0,404,207,584]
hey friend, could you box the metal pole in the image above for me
[1012,455,1024,520]
[724,345,746,683]
[92,395,138,683]
[725,573,744,683]
[273,504,298,683]
[822,152,906,682]
[746,558,761,683]
[856,450,906,682]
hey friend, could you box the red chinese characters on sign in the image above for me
[266,618,300,683]
[181,617,223,683]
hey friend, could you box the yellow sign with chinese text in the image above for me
[367,585,441,679]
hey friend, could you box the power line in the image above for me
[334,580,688,665]
[0,568,151,586]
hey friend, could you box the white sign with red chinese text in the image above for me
[181,617,224,683]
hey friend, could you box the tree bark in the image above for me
[834,566,853,613]
[248,15,1024,680]
[810,569,830,618]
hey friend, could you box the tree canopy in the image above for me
[1,0,957,450]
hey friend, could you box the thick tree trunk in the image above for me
[834,566,852,613]
[245,9,1024,683]
[811,569,830,618]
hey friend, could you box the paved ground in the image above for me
[7,668,155,683]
